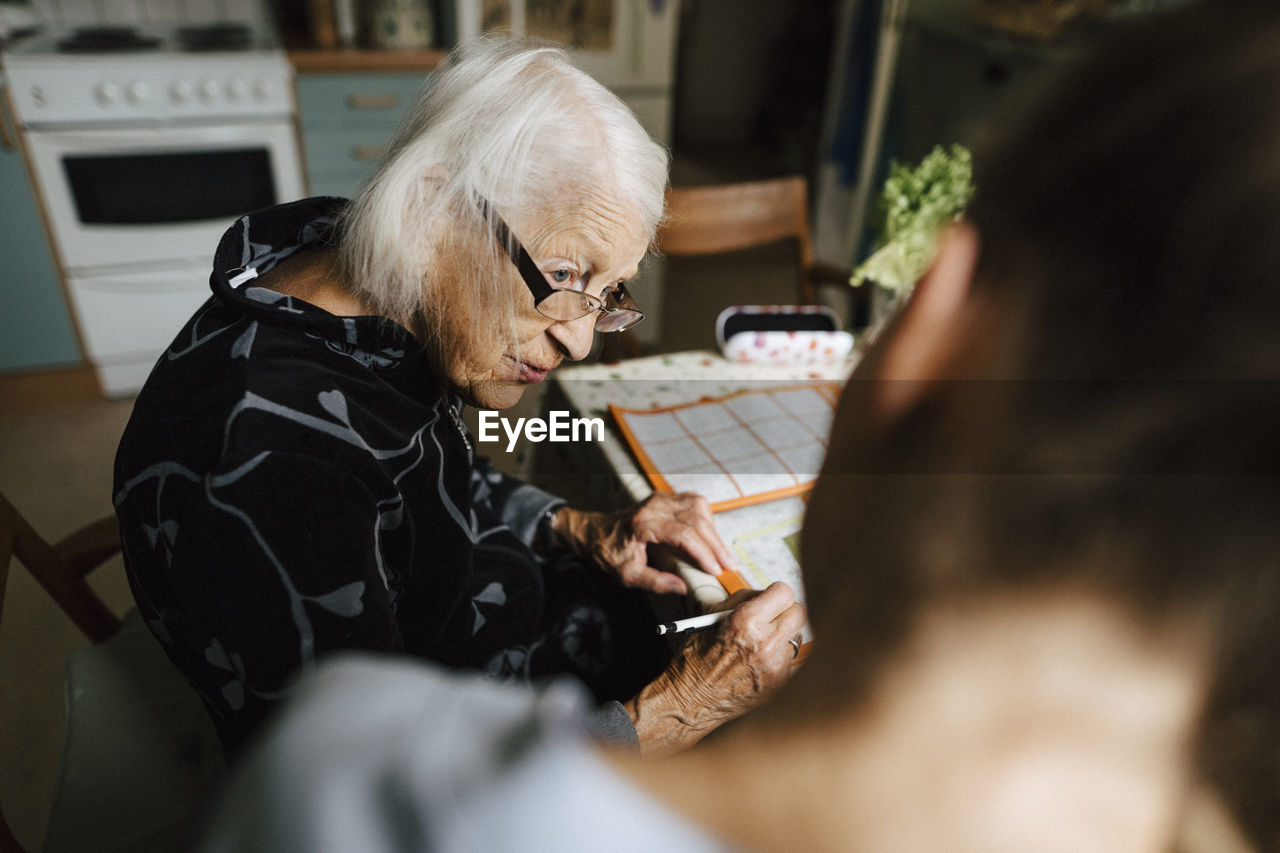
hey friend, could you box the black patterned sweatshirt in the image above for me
[114,198,642,754]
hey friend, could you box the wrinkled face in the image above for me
[433,191,649,410]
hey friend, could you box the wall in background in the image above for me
[671,0,838,181]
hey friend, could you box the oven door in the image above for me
[23,119,304,273]
[64,261,214,397]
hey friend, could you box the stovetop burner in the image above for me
[56,26,163,53]
[176,23,254,52]
[9,19,278,58]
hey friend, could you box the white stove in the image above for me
[2,20,306,397]
[5,23,293,126]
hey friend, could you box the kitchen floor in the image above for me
[0,157,834,851]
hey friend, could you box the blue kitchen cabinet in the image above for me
[295,72,431,199]
[0,105,81,372]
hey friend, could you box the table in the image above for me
[528,349,859,507]
[528,349,859,618]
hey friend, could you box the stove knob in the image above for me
[170,80,193,104]
[199,79,220,102]
[127,82,150,104]
[253,77,276,101]
[96,80,123,106]
[226,77,248,101]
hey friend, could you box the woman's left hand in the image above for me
[551,493,736,595]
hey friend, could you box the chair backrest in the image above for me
[596,175,827,362]
[599,175,851,361]
[0,492,124,853]
[0,493,121,645]
[657,176,819,304]
[2,491,226,853]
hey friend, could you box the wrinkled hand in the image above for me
[552,493,736,595]
[625,582,806,755]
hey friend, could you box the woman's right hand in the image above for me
[623,582,807,755]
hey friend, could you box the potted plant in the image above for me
[851,144,975,336]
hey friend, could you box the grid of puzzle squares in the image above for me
[612,382,840,511]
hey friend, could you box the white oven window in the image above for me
[62,148,277,225]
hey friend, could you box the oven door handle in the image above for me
[22,122,289,151]
[346,93,400,111]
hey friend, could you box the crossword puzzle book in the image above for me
[609,382,841,513]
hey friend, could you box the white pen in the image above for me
[655,609,732,635]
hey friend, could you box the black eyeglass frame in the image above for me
[479,199,646,333]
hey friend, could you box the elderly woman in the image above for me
[113,39,804,757]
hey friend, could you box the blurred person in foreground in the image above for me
[199,2,1279,850]
[113,38,803,759]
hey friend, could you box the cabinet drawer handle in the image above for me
[351,145,388,161]
[346,93,400,110]
[1,87,14,150]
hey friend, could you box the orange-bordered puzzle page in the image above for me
[609,382,841,513]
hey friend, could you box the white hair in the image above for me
[336,36,669,346]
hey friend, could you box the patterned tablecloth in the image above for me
[529,349,860,510]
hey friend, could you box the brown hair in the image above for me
[803,2,1280,844]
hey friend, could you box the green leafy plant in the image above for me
[851,144,975,295]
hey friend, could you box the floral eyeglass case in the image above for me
[716,305,854,366]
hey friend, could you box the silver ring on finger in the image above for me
[788,638,801,659]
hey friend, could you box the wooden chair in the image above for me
[0,491,223,853]
[659,175,827,305]
[603,175,853,361]
[0,494,122,649]
[0,493,121,853]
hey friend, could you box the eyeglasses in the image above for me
[480,200,645,333]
